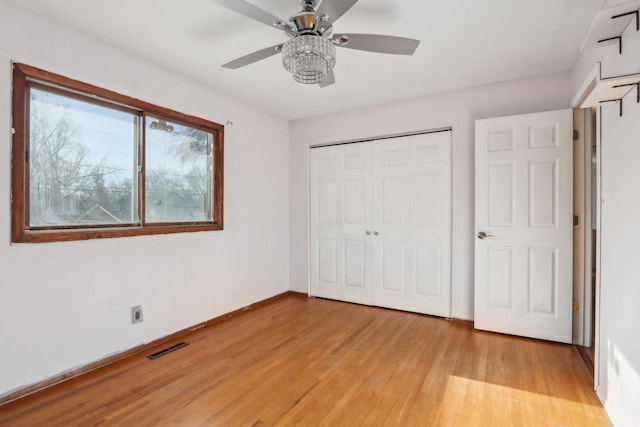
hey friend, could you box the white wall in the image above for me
[0,3,289,398]
[290,72,572,320]
[571,11,640,426]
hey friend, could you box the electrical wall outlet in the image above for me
[131,305,143,324]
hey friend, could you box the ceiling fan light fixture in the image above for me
[282,35,336,84]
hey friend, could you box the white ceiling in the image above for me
[6,0,604,120]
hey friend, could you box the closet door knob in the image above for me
[477,231,494,240]
[365,230,371,235]
[374,231,379,236]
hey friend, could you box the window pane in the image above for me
[145,117,212,223]
[28,88,137,227]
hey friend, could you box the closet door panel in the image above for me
[372,132,451,317]
[416,243,442,297]
[309,143,373,305]
[381,241,407,293]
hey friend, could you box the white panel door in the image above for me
[309,143,374,305]
[371,133,452,317]
[475,110,573,343]
[310,131,452,317]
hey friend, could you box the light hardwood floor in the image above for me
[0,294,610,426]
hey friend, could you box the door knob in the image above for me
[366,230,371,235]
[477,231,494,240]
[374,231,379,236]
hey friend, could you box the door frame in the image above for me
[573,109,596,349]
[572,64,604,390]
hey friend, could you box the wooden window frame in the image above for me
[11,63,224,243]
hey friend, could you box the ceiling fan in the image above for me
[213,0,420,87]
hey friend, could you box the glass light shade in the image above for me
[282,35,336,84]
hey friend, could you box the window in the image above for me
[11,63,224,243]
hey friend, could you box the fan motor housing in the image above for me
[288,11,329,36]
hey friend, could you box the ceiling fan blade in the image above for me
[222,43,283,69]
[212,0,288,31]
[334,34,420,55]
[319,70,335,88]
[317,0,360,25]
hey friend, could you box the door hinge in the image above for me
[573,215,579,226]
[573,130,579,141]
[573,300,579,312]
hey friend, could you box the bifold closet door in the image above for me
[371,132,452,317]
[309,142,374,305]
[309,131,451,317]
